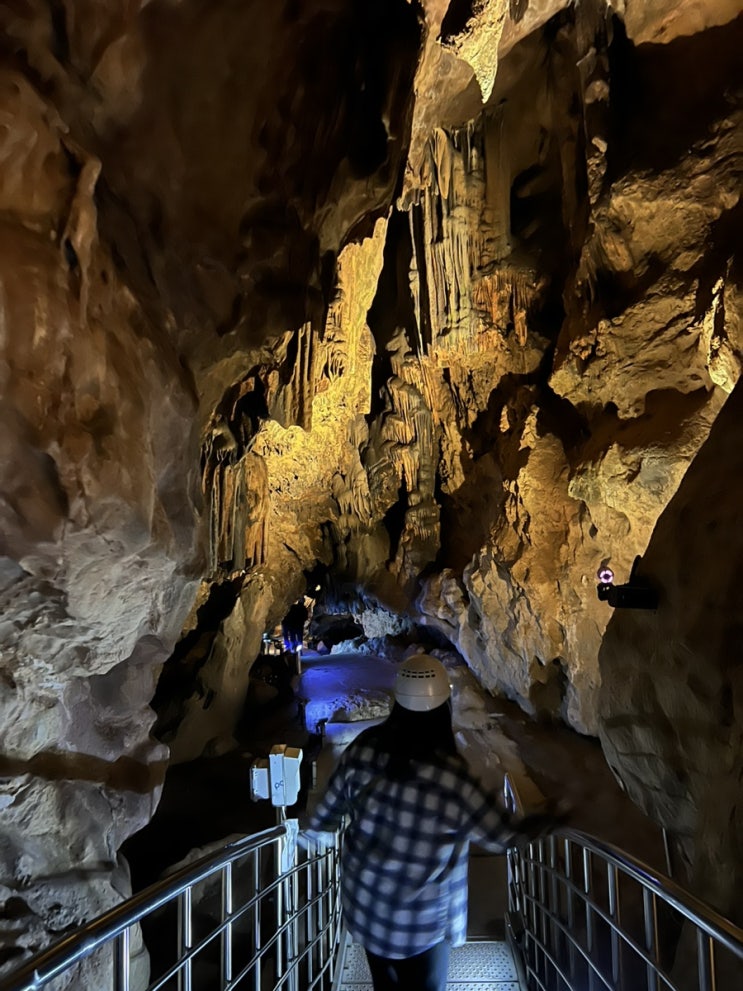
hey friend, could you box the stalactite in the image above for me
[407,211,425,355]
[330,453,374,535]
[412,128,480,348]
[471,266,540,345]
[289,320,316,430]
[60,140,102,323]
[574,1,613,210]
[394,445,420,492]
[387,413,415,446]
[414,408,434,462]
[202,414,269,574]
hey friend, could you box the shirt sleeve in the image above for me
[306,751,352,833]
[460,776,520,853]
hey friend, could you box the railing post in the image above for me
[607,861,622,989]
[221,862,233,989]
[697,928,716,991]
[564,837,576,983]
[253,849,261,991]
[290,842,299,991]
[276,833,285,988]
[643,887,659,991]
[527,843,539,980]
[583,847,596,991]
[331,834,342,984]
[113,927,130,991]
[316,841,326,961]
[178,886,193,991]
[304,847,315,990]
[548,836,560,974]
[276,820,299,991]
[537,839,548,988]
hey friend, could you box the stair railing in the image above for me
[503,774,743,991]
[0,824,342,991]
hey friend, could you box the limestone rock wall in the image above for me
[392,4,743,736]
[389,1,743,918]
[0,0,421,964]
[0,65,200,962]
[1,0,743,965]
[599,379,743,925]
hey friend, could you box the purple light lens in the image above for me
[598,567,614,584]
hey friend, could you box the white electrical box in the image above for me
[249,758,270,801]
[268,744,303,806]
[249,745,303,807]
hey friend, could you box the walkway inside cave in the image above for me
[123,648,667,899]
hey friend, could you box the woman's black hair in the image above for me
[358,700,459,780]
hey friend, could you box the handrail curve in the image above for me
[550,825,742,958]
[0,823,349,991]
[504,772,743,958]
[5,773,742,991]
[503,771,743,991]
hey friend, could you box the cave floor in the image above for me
[123,650,668,897]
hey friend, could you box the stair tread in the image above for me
[337,939,520,989]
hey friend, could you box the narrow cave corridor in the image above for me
[0,0,742,987]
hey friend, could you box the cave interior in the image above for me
[0,0,742,971]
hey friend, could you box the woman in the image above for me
[305,654,558,991]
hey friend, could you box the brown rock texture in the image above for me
[0,0,420,963]
[0,61,200,959]
[1,0,742,963]
[599,379,743,925]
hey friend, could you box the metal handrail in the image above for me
[0,823,343,991]
[6,773,741,991]
[504,773,743,990]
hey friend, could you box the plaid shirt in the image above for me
[307,735,517,959]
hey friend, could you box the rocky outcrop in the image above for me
[599,379,743,926]
[0,64,200,962]
[398,8,740,737]
[0,0,421,963]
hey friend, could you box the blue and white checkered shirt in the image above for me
[307,735,517,959]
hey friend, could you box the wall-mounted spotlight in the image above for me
[596,556,658,610]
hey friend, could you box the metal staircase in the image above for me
[336,938,522,991]
[1,795,741,991]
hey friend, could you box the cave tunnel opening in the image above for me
[366,206,418,421]
[151,577,243,742]
[299,564,366,653]
[606,12,743,181]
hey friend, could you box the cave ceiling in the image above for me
[1,0,743,959]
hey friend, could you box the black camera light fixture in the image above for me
[596,556,659,610]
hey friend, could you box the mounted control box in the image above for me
[250,744,303,807]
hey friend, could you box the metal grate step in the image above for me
[337,939,521,990]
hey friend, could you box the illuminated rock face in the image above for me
[0,0,742,961]
[0,63,200,959]
[0,0,420,962]
[400,8,742,736]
